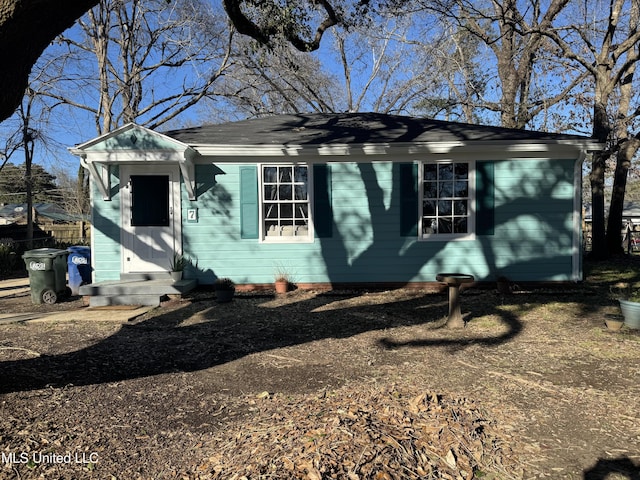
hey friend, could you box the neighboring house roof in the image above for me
[584,201,640,221]
[622,201,640,219]
[164,112,600,147]
[0,203,85,224]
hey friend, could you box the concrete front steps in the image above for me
[79,273,197,307]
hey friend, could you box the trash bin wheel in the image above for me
[41,289,58,305]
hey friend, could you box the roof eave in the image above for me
[188,139,604,159]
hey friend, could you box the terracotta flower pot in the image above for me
[275,279,288,294]
[604,316,624,331]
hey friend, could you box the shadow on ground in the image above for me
[0,286,532,394]
[583,456,640,479]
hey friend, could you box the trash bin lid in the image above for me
[68,245,91,254]
[22,248,69,259]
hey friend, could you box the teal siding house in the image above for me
[70,113,601,291]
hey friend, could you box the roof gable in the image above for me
[69,123,198,202]
[73,123,189,152]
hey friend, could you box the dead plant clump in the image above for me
[201,384,521,479]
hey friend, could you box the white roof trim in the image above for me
[69,123,199,201]
[70,122,191,153]
[187,138,603,159]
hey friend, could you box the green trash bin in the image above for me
[22,248,70,304]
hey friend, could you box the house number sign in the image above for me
[187,208,198,223]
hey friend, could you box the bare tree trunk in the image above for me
[607,137,640,254]
[77,165,90,216]
[605,0,640,255]
[22,124,33,250]
[590,90,612,259]
[590,151,608,259]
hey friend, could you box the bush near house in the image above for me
[0,238,18,277]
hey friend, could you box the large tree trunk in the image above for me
[605,2,639,256]
[590,150,609,259]
[589,95,612,260]
[606,137,640,254]
[0,0,99,121]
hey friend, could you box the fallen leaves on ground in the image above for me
[201,384,522,479]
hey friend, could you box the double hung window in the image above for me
[420,161,474,239]
[261,164,311,241]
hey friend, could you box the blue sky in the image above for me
[0,0,593,183]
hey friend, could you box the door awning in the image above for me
[69,123,200,201]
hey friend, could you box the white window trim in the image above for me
[258,163,315,243]
[418,159,476,241]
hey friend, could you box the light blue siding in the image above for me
[91,167,122,282]
[170,158,578,285]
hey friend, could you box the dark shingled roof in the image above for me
[164,112,594,146]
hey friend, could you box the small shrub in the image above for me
[0,238,18,277]
[215,277,235,291]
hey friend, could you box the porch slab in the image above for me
[80,278,197,307]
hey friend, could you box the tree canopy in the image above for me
[0,0,359,122]
[0,162,59,204]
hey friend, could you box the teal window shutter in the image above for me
[476,161,495,235]
[398,162,418,236]
[313,164,332,238]
[239,166,259,239]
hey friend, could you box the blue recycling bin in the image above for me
[67,246,92,295]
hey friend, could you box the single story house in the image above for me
[70,113,602,290]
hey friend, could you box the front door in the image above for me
[121,165,181,273]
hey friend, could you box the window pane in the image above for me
[131,175,169,227]
[280,203,293,218]
[424,164,437,181]
[454,200,467,215]
[295,203,308,219]
[265,221,278,234]
[423,200,436,216]
[279,167,292,182]
[265,204,278,218]
[281,221,294,236]
[439,164,453,180]
[264,167,277,183]
[294,166,307,182]
[424,182,437,198]
[454,217,468,233]
[438,218,452,233]
[455,163,468,179]
[423,218,437,234]
[455,181,468,197]
[295,185,307,200]
[439,181,453,198]
[279,184,292,200]
[438,200,452,215]
[264,185,277,200]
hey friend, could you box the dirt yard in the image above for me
[0,261,639,479]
